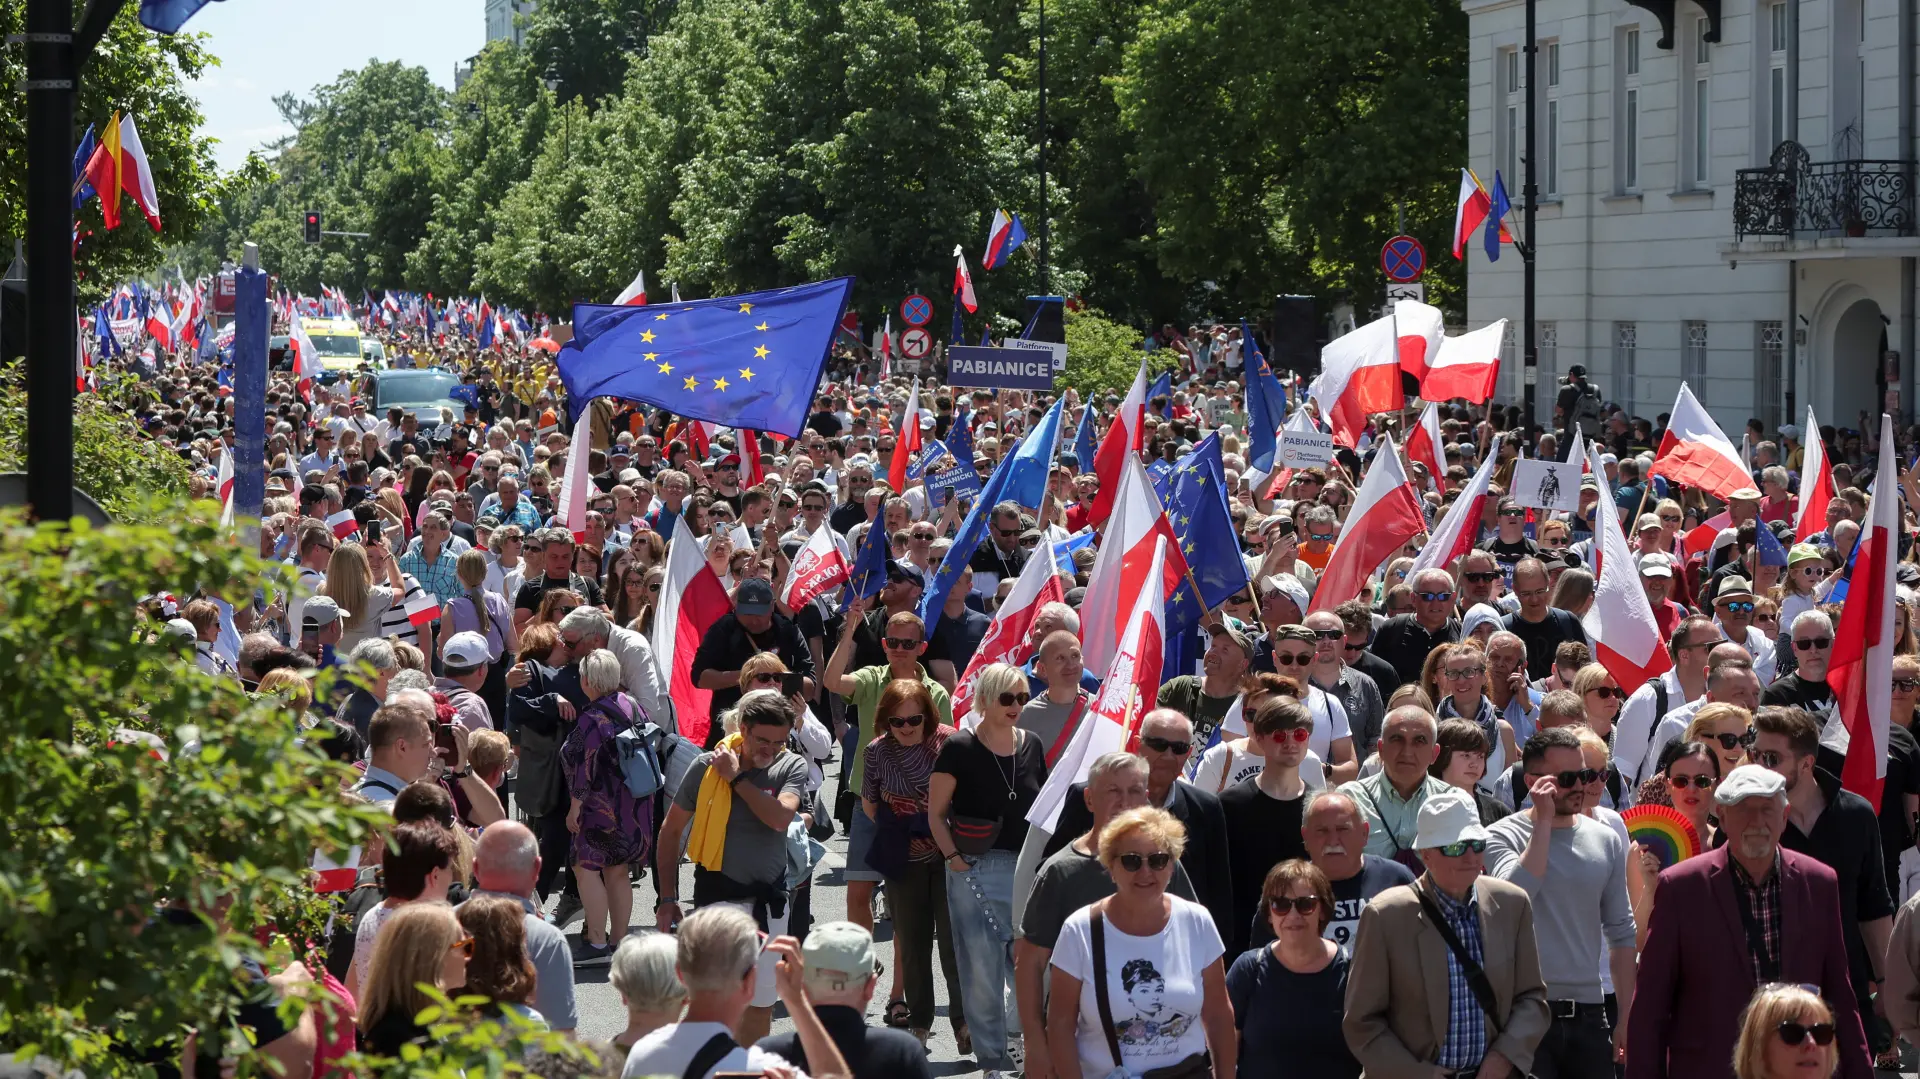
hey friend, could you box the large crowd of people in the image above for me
[116,320,1920,1079]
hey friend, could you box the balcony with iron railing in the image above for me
[1734,139,1917,241]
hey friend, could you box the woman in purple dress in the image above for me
[562,647,654,963]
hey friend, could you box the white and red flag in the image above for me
[877,315,893,382]
[1080,454,1187,672]
[1311,315,1402,448]
[781,524,851,611]
[1452,168,1492,259]
[216,446,236,532]
[1421,320,1507,404]
[1583,443,1675,686]
[1310,433,1427,612]
[1026,533,1168,833]
[325,509,358,540]
[1406,401,1444,489]
[1649,383,1752,500]
[953,246,977,313]
[404,592,443,628]
[311,846,362,893]
[1409,443,1499,577]
[1829,413,1898,809]
[651,531,734,747]
[1088,356,1150,527]
[1793,406,1835,541]
[614,269,648,306]
[557,419,594,543]
[1393,299,1446,384]
[737,429,766,487]
[887,376,924,494]
[953,542,1067,724]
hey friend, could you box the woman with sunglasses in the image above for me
[530,587,582,629]
[862,678,967,1049]
[1047,806,1235,1079]
[356,901,469,1056]
[1427,642,1517,802]
[929,661,1046,1078]
[1626,740,1723,946]
[1227,859,1360,1079]
[1686,702,1759,779]
[1732,983,1841,1079]
[1571,662,1624,739]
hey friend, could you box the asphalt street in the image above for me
[548,753,988,1077]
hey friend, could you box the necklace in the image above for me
[984,726,1020,803]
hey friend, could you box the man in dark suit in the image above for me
[1039,708,1232,943]
[1627,763,1871,1079]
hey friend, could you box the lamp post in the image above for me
[1037,0,1049,295]
[1522,0,1539,430]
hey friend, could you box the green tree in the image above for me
[0,365,190,523]
[524,0,677,107]
[0,0,223,302]
[473,99,609,314]
[1057,305,1169,394]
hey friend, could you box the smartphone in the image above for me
[364,519,382,545]
[434,722,457,763]
[781,671,806,698]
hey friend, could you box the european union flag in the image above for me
[559,277,855,438]
[843,512,892,612]
[919,446,1018,636]
[1755,519,1790,568]
[1003,395,1065,510]
[1243,319,1287,474]
[1163,434,1251,635]
[1147,370,1172,407]
[1070,399,1097,470]
[948,404,975,464]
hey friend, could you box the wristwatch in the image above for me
[446,766,472,779]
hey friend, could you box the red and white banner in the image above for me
[1080,454,1186,672]
[1394,300,1446,384]
[1793,406,1834,542]
[326,509,358,540]
[1650,383,1752,500]
[1421,320,1506,404]
[312,846,362,893]
[888,376,923,494]
[615,269,648,306]
[404,592,442,628]
[1406,401,1444,488]
[1026,533,1168,833]
[1829,413,1897,810]
[1312,315,1403,448]
[216,446,236,532]
[1583,443,1675,686]
[651,531,734,747]
[1409,444,1499,577]
[781,524,850,611]
[1088,357,1150,527]
[953,541,1068,724]
[558,418,594,543]
[1311,434,1426,612]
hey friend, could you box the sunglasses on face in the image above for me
[888,713,927,729]
[884,636,922,650]
[1895,678,1920,691]
[1712,729,1758,750]
[998,691,1028,708]
[1229,593,1253,605]
[1141,735,1191,755]
[449,935,476,958]
[751,673,783,686]
[1434,838,1487,856]
[1797,565,1824,576]
[1586,686,1622,700]
[1777,1021,1836,1047]
[1306,531,1337,543]
[1667,773,1717,789]
[1659,514,1682,524]
[1342,640,1366,653]
[1755,749,1791,769]
[1273,651,1313,666]
[1268,895,1322,916]
[1265,726,1311,744]
[1116,851,1175,873]
[1310,629,1344,641]
[1416,591,1454,603]
[1720,601,1756,614]
[1463,572,1501,584]
[1537,768,1602,787]
[1794,637,1833,651]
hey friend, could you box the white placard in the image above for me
[1386,281,1425,304]
[1005,336,1069,371]
[1280,429,1336,468]
[1512,459,1580,512]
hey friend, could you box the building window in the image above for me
[1618,28,1642,191]
[1688,17,1712,188]
[1768,2,1788,152]
[1683,321,1709,388]
[1545,41,1561,197]
[1536,321,1558,411]
[1614,322,1638,416]
[1502,48,1522,187]
[1756,321,1785,431]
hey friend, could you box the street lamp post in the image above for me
[1522,0,1539,430]
[1037,0,1049,295]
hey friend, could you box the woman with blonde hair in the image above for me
[1570,662,1623,739]
[1687,702,1756,778]
[444,548,518,720]
[374,488,412,542]
[1733,983,1839,1079]
[1550,567,1596,618]
[356,902,469,1055]
[322,541,404,653]
[561,649,652,964]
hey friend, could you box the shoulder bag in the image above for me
[1090,906,1211,1079]
[1412,884,1505,1037]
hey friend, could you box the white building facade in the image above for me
[1464,0,1920,436]
[484,0,538,47]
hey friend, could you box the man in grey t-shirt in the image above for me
[463,821,579,1026]
[655,690,810,1046]
[1019,629,1087,757]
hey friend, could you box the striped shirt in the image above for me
[1429,880,1489,1071]
[375,574,430,649]
[862,725,950,862]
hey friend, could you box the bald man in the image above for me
[464,821,578,1030]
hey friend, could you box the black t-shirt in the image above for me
[1479,535,1538,571]
[969,538,1027,584]
[934,726,1047,853]
[1219,776,1309,956]
[829,502,870,537]
[1760,673,1835,714]
[512,572,604,613]
[1778,769,1895,989]
[1818,723,1920,896]
[688,611,816,743]
[1366,614,1460,696]
[758,1004,932,1079]
[929,606,991,672]
[1226,945,1360,1079]
[808,411,845,438]
[1501,608,1589,680]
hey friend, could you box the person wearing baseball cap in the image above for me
[1636,551,1687,641]
[1630,760,1871,1079]
[298,595,343,667]
[435,630,494,732]
[751,921,931,1078]
[1345,785,1550,1077]
[687,576,816,749]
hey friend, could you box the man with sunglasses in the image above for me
[1501,558,1588,684]
[1629,764,1870,1079]
[1219,696,1317,955]
[1304,610,1387,759]
[1484,728,1637,1077]
[1478,497,1540,577]
[967,502,1030,598]
[1709,577,1779,683]
[1761,609,1840,721]
[1345,787,1550,1079]
[1367,568,1463,696]
[1454,550,1507,614]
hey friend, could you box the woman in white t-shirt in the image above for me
[1048,807,1235,1079]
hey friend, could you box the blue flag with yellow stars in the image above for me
[842,511,893,613]
[919,446,1019,638]
[558,277,855,437]
[1163,433,1251,636]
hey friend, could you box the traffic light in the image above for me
[303,211,322,244]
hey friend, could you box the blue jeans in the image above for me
[946,848,1019,1070]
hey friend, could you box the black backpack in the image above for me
[323,867,386,982]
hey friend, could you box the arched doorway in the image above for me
[1830,298,1889,429]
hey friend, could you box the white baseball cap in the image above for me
[1414,788,1490,850]
[441,631,492,669]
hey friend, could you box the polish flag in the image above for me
[1649,383,1752,500]
[1027,533,1168,833]
[953,543,1067,723]
[1409,445,1498,577]
[325,509,358,540]
[1406,401,1444,489]
[877,314,893,383]
[145,300,174,352]
[953,247,978,313]
[614,269,648,306]
[557,417,595,543]
[1453,168,1492,259]
[1684,509,1734,558]
[888,376,924,493]
[1582,443,1675,687]
[1793,406,1835,541]
[1310,434,1427,612]
[1421,320,1507,404]
[1088,357,1150,527]
[1394,300,1446,384]
[404,592,443,628]
[1081,454,1188,672]
[1829,413,1897,810]
[289,313,322,401]
[737,429,766,487]
[651,531,735,747]
[311,846,362,893]
[782,524,850,610]
[1311,315,1402,449]
[216,446,236,532]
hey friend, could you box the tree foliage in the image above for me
[1057,305,1173,395]
[0,365,191,522]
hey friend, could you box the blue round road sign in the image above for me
[900,294,934,327]
[1382,235,1425,283]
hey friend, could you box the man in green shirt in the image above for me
[1156,622,1253,750]
[1338,705,1452,874]
[822,597,953,933]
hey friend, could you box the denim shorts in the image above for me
[842,806,884,883]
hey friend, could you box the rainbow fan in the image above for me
[1622,804,1701,870]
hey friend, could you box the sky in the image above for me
[184,0,484,171]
